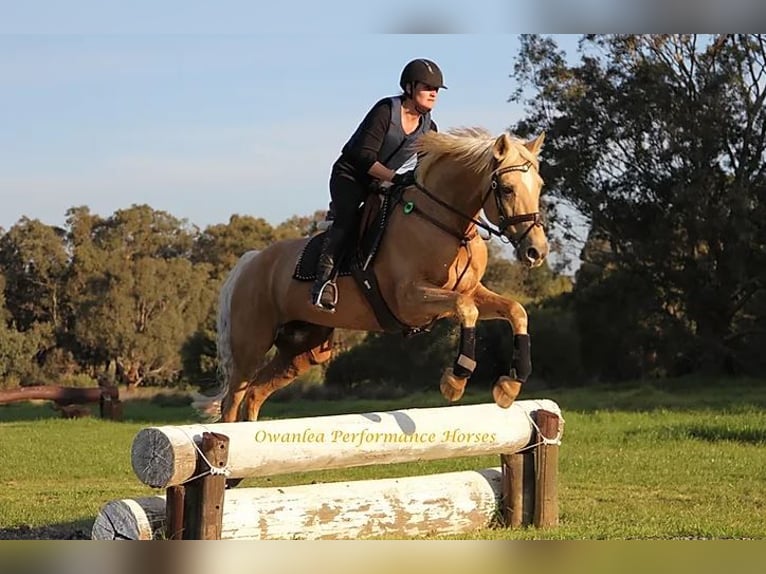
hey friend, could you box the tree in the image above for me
[324,319,457,391]
[191,214,278,281]
[482,243,572,304]
[67,205,214,387]
[511,34,766,377]
[0,217,68,333]
[0,274,52,387]
[274,210,327,241]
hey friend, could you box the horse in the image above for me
[194,127,549,423]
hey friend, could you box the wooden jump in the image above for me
[93,399,563,540]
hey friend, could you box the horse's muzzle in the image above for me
[517,240,548,268]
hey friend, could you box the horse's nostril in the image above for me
[526,247,540,262]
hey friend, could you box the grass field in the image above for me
[1,377,765,540]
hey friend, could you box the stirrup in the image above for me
[316,220,334,232]
[312,280,338,312]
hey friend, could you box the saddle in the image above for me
[293,187,426,335]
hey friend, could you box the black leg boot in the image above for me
[311,227,345,311]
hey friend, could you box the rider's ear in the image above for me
[524,132,546,156]
[492,133,512,161]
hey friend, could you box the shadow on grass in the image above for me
[0,519,92,540]
[537,376,766,414]
[663,424,766,445]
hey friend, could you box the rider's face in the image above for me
[412,82,439,112]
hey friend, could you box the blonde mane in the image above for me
[414,127,539,181]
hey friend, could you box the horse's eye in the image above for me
[491,180,514,195]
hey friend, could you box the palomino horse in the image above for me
[195,127,548,423]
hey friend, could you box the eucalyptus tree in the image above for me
[67,205,213,386]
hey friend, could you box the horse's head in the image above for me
[414,127,549,267]
[482,132,549,268]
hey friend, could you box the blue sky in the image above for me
[0,33,582,235]
[2,1,525,35]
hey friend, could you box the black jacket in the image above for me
[333,96,438,184]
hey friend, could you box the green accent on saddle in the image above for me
[403,201,415,214]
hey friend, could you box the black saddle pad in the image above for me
[292,190,400,283]
[292,231,355,282]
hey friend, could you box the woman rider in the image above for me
[312,58,447,311]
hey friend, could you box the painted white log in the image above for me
[90,496,166,540]
[92,467,502,540]
[131,399,560,488]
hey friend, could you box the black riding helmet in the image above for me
[399,58,447,94]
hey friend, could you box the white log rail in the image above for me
[131,399,561,488]
[92,467,502,540]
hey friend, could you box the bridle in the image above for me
[485,161,544,247]
[408,160,544,248]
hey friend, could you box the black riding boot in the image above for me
[311,226,345,311]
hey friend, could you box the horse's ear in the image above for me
[493,133,512,161]
[525,132,546,156]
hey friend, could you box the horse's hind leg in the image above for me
[220,367,254,423]
[220,331,276,423]
[242,322,334,422]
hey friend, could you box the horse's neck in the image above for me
[420,163,485,235]
[377,163,486,290]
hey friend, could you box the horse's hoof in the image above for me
[440,368,467,402]
[492,376,522,408]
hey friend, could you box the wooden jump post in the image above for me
[93,399,563,540]
[0,385,122,420]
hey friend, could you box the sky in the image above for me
[1,32,585,237]
[0,2,756,238]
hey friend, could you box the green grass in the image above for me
[1,377,765,539]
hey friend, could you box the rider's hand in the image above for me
[391,170,416,188]
[369,180,390,194]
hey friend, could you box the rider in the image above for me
[311,58,446,311]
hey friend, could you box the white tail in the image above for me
[192,250,260,421]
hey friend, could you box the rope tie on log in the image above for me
[179,427,232,483]
[519,410,565,450]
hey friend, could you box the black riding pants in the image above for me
[328,169,369,239]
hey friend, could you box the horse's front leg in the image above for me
[401,286,479,403]
[473,283,531,408]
